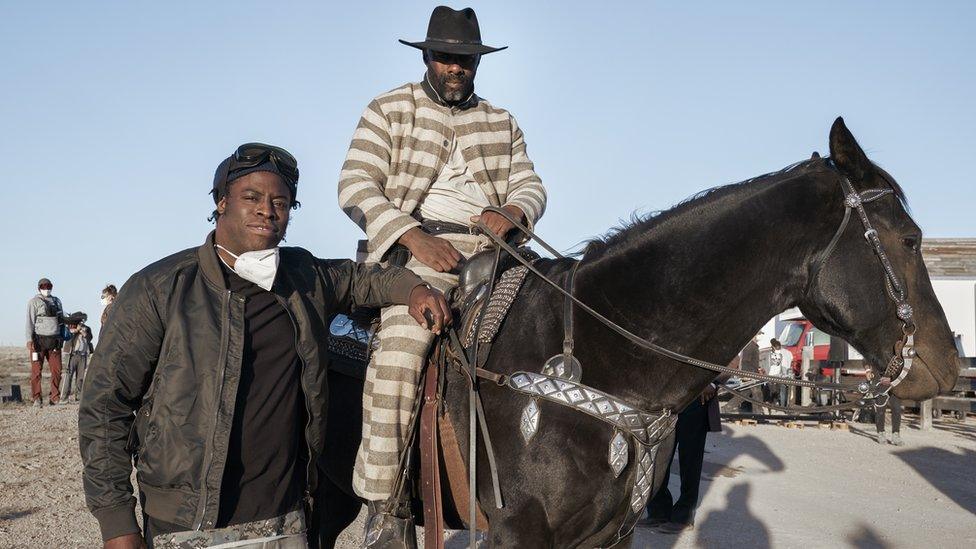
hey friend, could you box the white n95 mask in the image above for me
[215,245,280,291]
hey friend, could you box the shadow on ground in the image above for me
[0,506,40,522]
[696,484,770,549]
[633,427,782,548]
[894,445,976,516]
[846,522,891,549]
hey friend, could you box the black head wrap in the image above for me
[211,156,298,205]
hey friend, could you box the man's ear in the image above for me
[217,197,227,216]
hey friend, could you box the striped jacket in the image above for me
[338,78,547,263]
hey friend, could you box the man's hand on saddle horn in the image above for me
[471,204,525,239]
[408,283,452,335]
[399,228,462,272]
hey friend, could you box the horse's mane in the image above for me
[581,156,908,259]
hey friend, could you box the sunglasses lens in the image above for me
[231,143,298,183]
[235,144,271,163]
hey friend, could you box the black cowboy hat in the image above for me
[399,6,507,56]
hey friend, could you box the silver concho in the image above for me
[608,431,629,478]
[520,399,540,443]
[896,302,914,322]
[844,192,863,209]
[542,353,583,382]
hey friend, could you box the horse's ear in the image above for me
[829,116,872,183]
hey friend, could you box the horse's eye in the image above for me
[902,236,920,252]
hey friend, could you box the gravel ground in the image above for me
[2,346,974,548]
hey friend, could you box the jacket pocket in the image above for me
[125,400,154,455]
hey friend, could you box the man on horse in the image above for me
[337,5,547,545]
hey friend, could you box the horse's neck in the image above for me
[576,170,842,409]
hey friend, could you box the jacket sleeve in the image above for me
[78,271,164,542]
[25,298,36,341]
[502,114,547,231]
[337,100,422,262]
[317,258,424,314]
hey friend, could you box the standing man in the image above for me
[62,313,93,402]
[79,143,450,549]
[768,339,795,407]
[337,6,546,540]
[26,277,65,407]
[100,284,118,329]
[738,332,763,412]
[641,380,724,533]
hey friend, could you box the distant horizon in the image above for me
[2,1,974,344]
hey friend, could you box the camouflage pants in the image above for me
[353,233,490,501]
[150,509,307,549]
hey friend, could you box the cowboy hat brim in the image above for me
[399,39,507,55]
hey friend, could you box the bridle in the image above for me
[806,162,917,402]
[470,163,918,409]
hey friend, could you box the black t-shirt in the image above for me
[215,262,307,527]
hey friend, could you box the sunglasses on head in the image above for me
[229,143,299,184]
[39,284,52,290]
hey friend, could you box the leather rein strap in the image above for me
[472,210,868,394]
[473,181,915,405]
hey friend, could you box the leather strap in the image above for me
[420,352,446,549]
[563,261,580,361]
[439,411,490,530]
[471,207,885,399]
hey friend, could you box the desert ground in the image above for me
[1,346,974,548]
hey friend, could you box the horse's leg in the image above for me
[309,472,363,549]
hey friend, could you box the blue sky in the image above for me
[1,1,973,344]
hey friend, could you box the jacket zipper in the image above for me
[194,289,233,530]
[275,295,316,506]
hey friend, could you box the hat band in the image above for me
[424,37,484,45]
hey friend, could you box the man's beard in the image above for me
[432,71,473,103]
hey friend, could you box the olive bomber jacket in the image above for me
[78,231,423,541]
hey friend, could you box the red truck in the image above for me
[776,319,833,375]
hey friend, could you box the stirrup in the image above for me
[363,500,417,549]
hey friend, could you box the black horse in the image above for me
[315,118,959,548]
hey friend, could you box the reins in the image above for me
[471,176,915,408]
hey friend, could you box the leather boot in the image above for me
[363,500,417,549]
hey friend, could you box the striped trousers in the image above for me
[353,232,490,501]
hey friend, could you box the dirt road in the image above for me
[1,345,973,548]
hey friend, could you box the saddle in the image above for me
[326,245,540,381]
[326,244,539,546]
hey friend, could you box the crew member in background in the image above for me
[337,7,546,544]
[26,277,65,407]
[100,284,118,333]
[641,374,726,533]
[738,332,763,412]
[866,370,904,446]
[62,313,93,402]
[768,338,795,407]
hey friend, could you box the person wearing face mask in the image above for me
[79,143,451,549]
[26,277,65,406]
[99,284,118,330]
[337,8,547,541]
